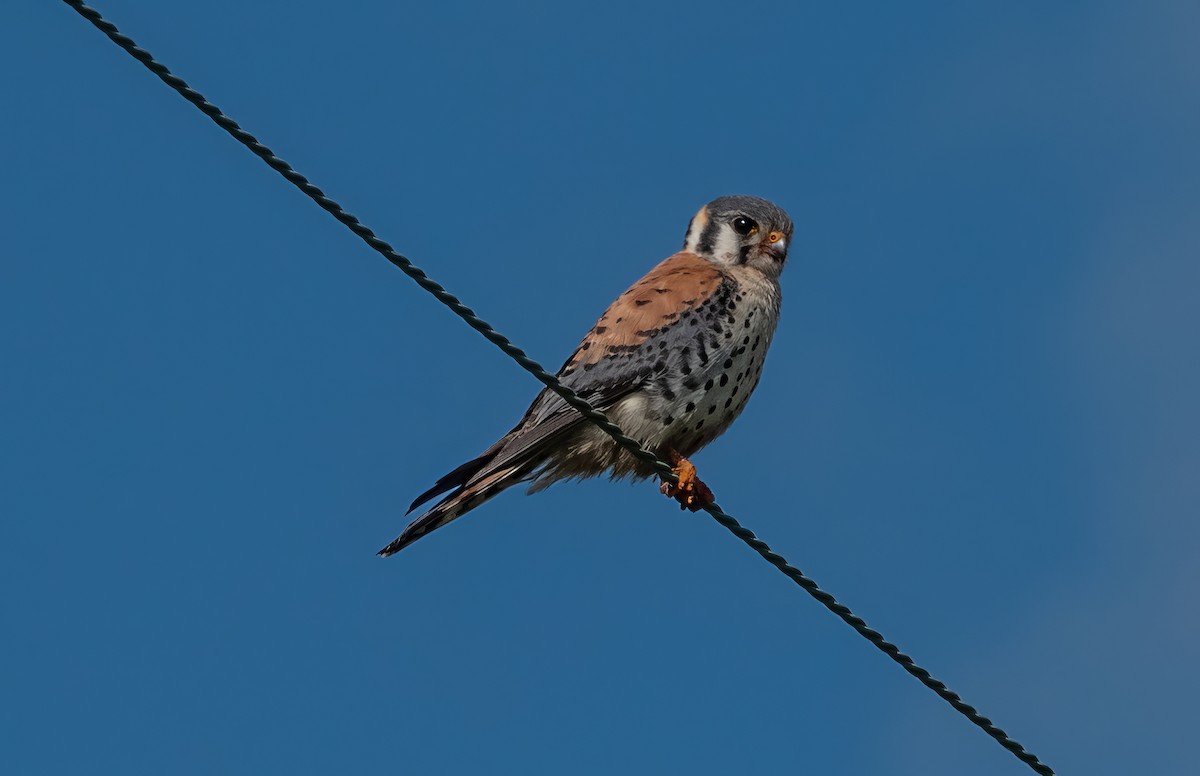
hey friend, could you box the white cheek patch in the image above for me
[712,227,742,263]
[685,219,749,265]
[683,206,710,254]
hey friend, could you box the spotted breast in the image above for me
[534,252,781,485]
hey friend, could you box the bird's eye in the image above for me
[731,216,758,236]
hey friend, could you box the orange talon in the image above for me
[660,452,715,512]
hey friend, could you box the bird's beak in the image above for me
[762,235,788,260]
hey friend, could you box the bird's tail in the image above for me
[377,455,533,557]
[381,397,587,556]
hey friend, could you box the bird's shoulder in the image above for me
[517,253,736,429]
[516,252,754,437]
[563,251,731,373]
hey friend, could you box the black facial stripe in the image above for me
[738,244,752,265]
[696,220,720,255]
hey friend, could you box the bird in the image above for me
[379,195,793,556]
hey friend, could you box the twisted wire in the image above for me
[60,3,1054,773]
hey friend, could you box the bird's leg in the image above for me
[659,448,715,511]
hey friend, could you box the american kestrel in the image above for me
[379,195,793,556]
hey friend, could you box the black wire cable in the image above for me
[59,3,1055,773]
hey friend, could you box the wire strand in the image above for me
[60,3,1055,773]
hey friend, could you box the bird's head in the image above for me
[683,195,794,279]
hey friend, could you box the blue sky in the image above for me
[4,2,1198,774]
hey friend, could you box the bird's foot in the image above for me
[659,456,714,512]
